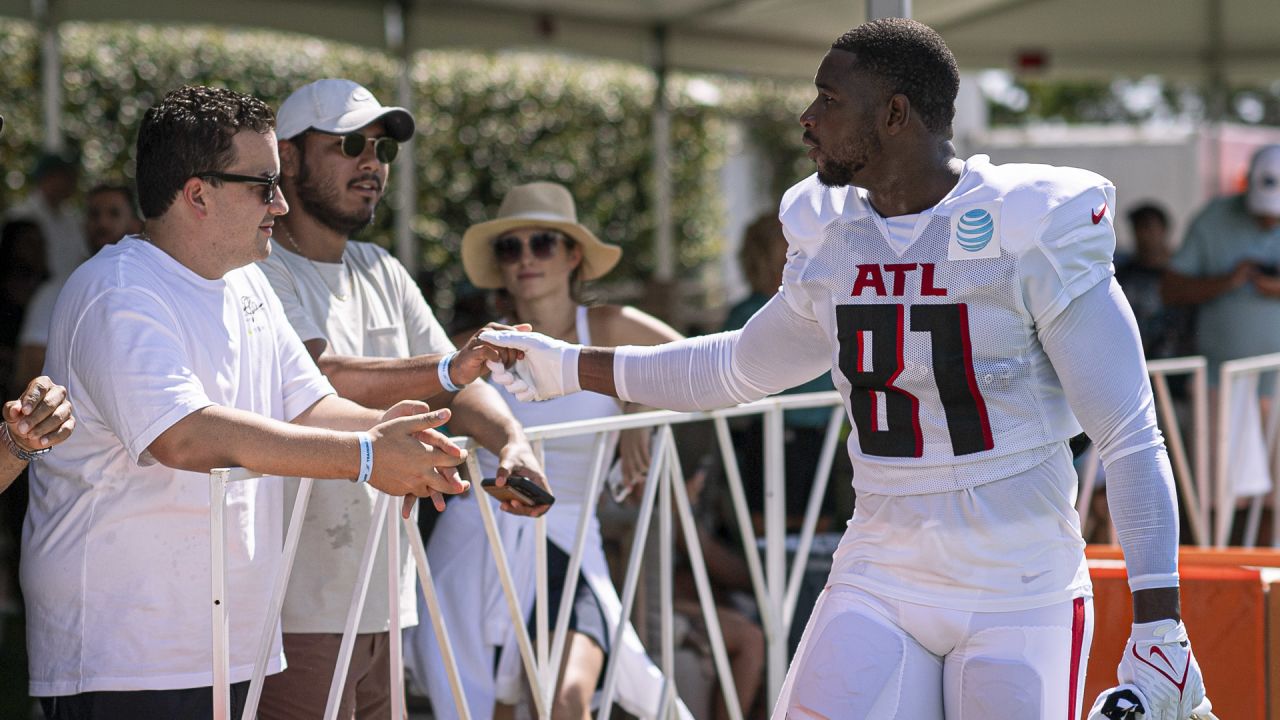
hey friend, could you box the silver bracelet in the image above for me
[3,422,51,462]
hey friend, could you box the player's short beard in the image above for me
[293,146,378,237]
[817,134,880,188]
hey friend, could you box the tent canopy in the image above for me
[4,0,1279,82]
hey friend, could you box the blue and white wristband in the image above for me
[438,352,465,393]
[354,432,374,485]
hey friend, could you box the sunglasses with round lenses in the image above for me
[197,171,280,205]
[492,232,564,264]
[338,132,399,164]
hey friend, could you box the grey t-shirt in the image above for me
[1170,194,1280,369]
[258,238,454,633]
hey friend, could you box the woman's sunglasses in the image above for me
[336,132,399,164]
[492,232,567,265]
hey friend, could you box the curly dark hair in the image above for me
[831,18,959,136]
[135,85,275,218]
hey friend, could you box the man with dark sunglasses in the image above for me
[24,85,469,720]
[256,78,548,720]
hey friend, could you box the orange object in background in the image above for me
[1085,552,1270,720]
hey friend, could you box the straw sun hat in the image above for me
[461,182,622,289]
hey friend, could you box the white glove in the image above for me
[479,330,582,402]
[1112,620,1211,720]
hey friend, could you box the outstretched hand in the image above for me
[450,323,533,386]
[372,401,469,518]
[478,329,582,402]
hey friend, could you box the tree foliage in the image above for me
[0,22,727,310]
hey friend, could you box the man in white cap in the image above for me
[1163,144,1280,377]
[256,78,548,720]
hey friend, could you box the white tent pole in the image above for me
[1203,0,1226,197]
[650,26,674,290]
[386,1,419,277]
[34,0,63,153]
[866,0,911,20]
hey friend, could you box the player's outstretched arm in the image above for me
[1040,277,1210,718]
[481,293,830,410]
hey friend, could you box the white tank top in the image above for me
[477,306,623,507]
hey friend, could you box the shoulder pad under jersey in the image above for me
[938,155,1115,257]
[777,174,869,256]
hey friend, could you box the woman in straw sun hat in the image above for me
[405,181,692,720]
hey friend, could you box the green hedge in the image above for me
[0,23,810,299]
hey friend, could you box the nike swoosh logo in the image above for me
[1092,202,1107,224]
[1021,570,1050,583]
[1134,643,1190,694]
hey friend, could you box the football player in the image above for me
[482,18,1210,720]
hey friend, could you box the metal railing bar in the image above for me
[762,406,787,699]
[711,417,776,644]
[660,428,675,699]
[542,431,616,710]
[387,498,406,720]
[211,469,231,720]
[404,510,473,720]
[532,438,549,710]
[470,453,548,720]
[667,440,745,720]
[323,492,391,720]
[783,406,844,623]
[1151,371,1206,546]
[243,477,315,720]
[597,428,670,720]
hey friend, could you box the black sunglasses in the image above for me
[492,232,567,265]
[197,171,280,205]
[335,132,399,164]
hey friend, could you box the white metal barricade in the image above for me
[208,391,847,720]
[1076,356,1210,547]
[1215,351,1280,548]
[208,470,473,720]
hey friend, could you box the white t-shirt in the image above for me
[18,275,66,347]
[23,236,335,696]
[257,239,454,634]
[8,192,87,278]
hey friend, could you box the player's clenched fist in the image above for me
[366,404,468,506]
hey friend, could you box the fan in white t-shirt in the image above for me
[23,85,469,720]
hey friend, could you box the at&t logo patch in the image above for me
[948,203,1001,260]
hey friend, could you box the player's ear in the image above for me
[885,93,911,136]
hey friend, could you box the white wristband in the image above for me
[354,432,374,484]
[438,352,464,393]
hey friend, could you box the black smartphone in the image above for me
[1258,262,1280,277]
[481,475,555,508]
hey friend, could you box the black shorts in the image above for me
[41,680,250,720]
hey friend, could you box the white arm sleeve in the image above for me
[614,293,832,412]
[1039,277,1179,591]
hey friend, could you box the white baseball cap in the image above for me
[276,79,415,142]
[1247,144,1280,218]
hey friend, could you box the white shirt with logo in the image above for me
[777,155,1115,609]
[23,236,335,695]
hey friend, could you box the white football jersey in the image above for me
[779,154,1116,496]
